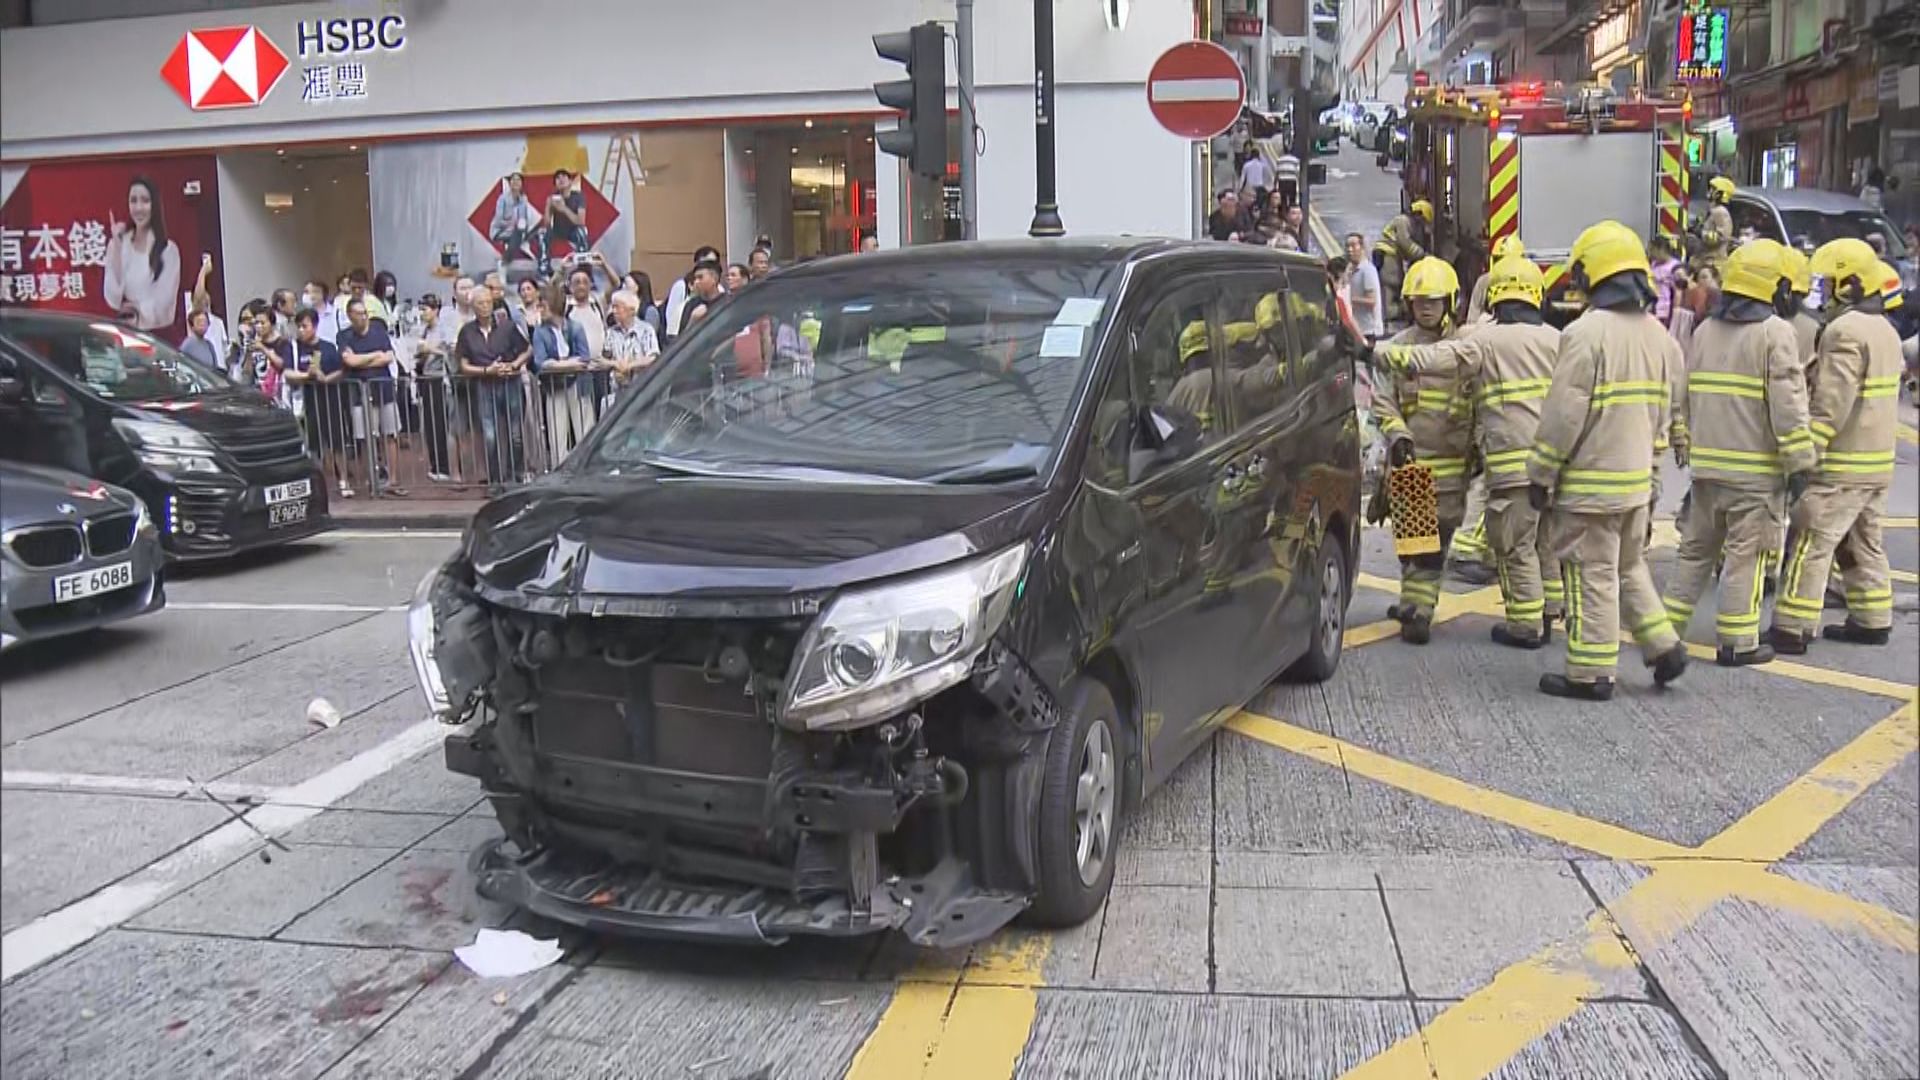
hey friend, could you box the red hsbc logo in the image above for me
[160,26,291,110]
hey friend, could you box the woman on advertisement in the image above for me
[102,176,182,331]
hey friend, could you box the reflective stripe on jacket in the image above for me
[1372,323,1474,492]
[1384,320,1560,490]
[1808,308,1903,486]
[1527,307,1684,512]
[1679,315,1815,490]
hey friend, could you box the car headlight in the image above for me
[132,497,154,535]
[782,545,1028,732]
[407,566,453,719]
[113,418,221,474]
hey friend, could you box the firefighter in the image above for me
[1771,238,1904,654]
[1378,255,1563,647]
[1527,221,1689,701]
[1373,256,1473,644]
[1466,235,1526,324]
[1659,240,1816,667]
[1691,176,1737,274]
[1374,200,1433,326]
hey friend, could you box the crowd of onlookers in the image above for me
[181,224,821,498]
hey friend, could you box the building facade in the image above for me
[1,0,1199,326]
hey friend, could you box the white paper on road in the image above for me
[455,929,563,978]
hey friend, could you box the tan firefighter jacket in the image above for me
[1809,307,1903,487]
[1372,322,1474,494]
[1527,308,1684,513]
[1382,319,1561,490]
[1677,312,1815,491]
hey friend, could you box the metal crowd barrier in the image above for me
[283,371,630,499]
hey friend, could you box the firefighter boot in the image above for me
[1538,674,1616,702]
[1822,620,1891,646]
[1769,627,1812,656]
[1650,644,1689,687]
[1490,625,1546,650]
[1716,644,1776,667]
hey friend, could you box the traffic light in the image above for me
[874,22,947,178]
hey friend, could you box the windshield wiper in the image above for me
[627,452,917,486]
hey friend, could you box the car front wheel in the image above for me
[1026,679,1123,927]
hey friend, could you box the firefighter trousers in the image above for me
[1450,476,1491,566]
[1552,504,1680,683]
[1660,481,1782,653]
[1485,486,1559,634]
[1777,482,1893,635]
[1398,487,1465,621]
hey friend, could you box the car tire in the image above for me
[1284,539,1347,683]
[1026,678,1123,928]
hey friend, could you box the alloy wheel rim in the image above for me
[1320,556,1343,658]
[1073,719,1116,886]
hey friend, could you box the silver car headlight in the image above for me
[407,566,453,719]
[782,545,1028,732]
[112,418,222,474]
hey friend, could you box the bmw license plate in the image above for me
[53,561,133,603]
[264,479,312,505]
[268,500,309,528]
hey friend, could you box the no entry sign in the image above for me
[1147,41,1246,140]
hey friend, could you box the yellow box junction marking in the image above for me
[845,935,1049,1080]
[1232,700,1920,1080]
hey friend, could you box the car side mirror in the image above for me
[1127,405,1200,483]
[0,377,23,405]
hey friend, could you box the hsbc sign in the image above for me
[160,27,290,111]
[160,17,407,111]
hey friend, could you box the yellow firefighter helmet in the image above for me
[1707,176,1736,203]
[1720,239,1792,305]
[1484,256,1546,309]
[1883,261,1906,310]
[1782,247,1813,295]
[1256,292,1283,330]
[1409,199,1434,222]
[1491,235,1526,260]
[1568,220,1650,287]
[1810,238,1880,297]
[1402,256,1460,301]
[1178,319,1209,362]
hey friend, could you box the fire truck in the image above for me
[1396,81,1692,317]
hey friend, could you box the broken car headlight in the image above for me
[407,565,453,720]
[782,545,1028,731]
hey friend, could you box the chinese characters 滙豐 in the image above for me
[300,62,369,103]
[0,221,111,305]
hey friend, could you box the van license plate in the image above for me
[54,561,134,603]
[265,479,312,506]
[269,500,309,528]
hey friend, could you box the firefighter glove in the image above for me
[1388,436,1415,468]
[1527,483,1551,512]
[1786,470,1811,504]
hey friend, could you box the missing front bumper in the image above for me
[470,839,1025,947]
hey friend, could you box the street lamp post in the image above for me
[1028,0,1064,237]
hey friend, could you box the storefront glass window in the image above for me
[726,121,878,263]
[1762,144,1798,189]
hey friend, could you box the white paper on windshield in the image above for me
[1039,325,1085,358]
[1053,298,1105,326]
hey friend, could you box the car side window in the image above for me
[1108,283,1221,478]
[1210,271,1296,433]
[1728,199,1780,243]
[1286,267,1340,380]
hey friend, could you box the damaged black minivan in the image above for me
[410,239,1361,946]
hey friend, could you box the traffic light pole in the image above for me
[957,0,978,240]
[1028,0,1064,237]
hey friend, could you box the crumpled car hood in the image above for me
[464,474,1048,613]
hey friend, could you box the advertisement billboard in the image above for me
[1,157,224,341]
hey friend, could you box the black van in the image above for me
[0,310,331,560]
[409,239,1361,945]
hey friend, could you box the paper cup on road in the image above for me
[306,697,342,729]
